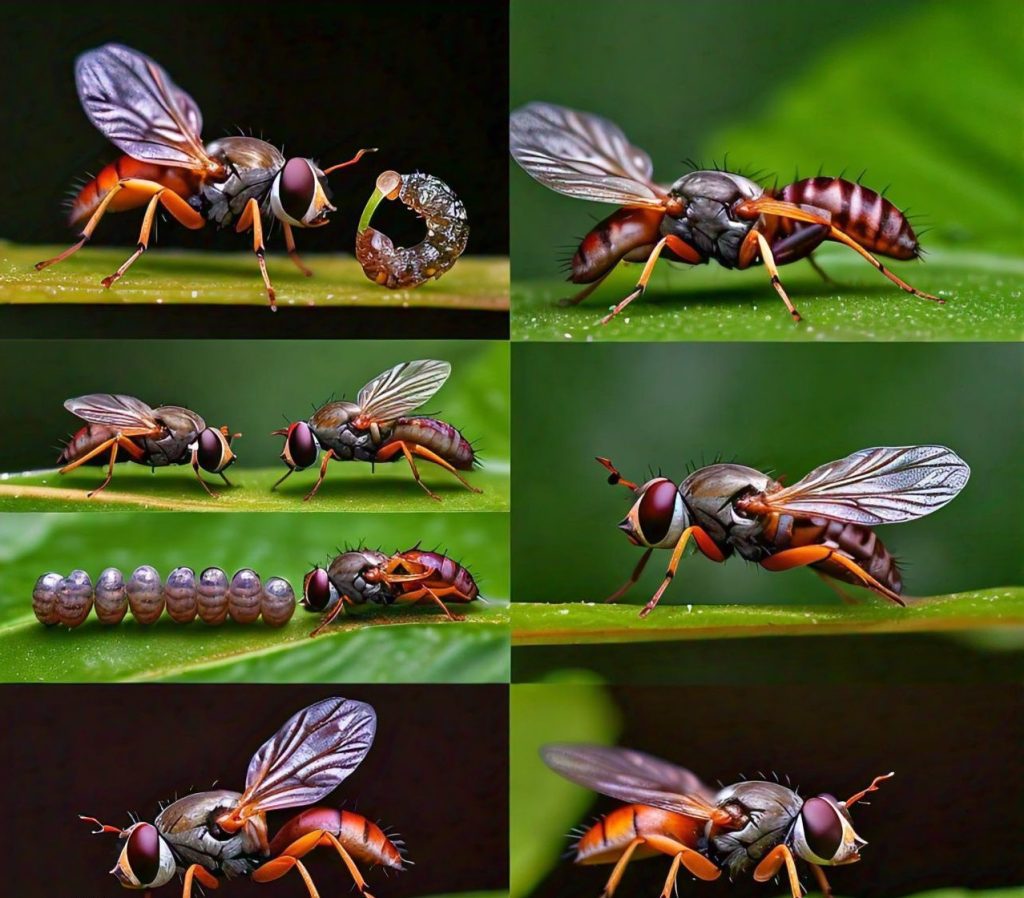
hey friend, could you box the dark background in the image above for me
[0,684,509,895]
[515,684,1023,897]
[0,0,509,338]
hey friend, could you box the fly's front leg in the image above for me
[605,547,653,603]
[182,864,219,898]
[810,864,834,898]
[283,222,314,277]
[753,844,802,897]
[303,448,337,502]
[236,197,278,310]
[641,525,725,617]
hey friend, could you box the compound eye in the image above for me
[286,422,319,470]
[125,823,162,885]
[197,428,231,472]
[277,158,316,222]
[637,479,681,545]
[801,796,844,861]
[303,566,335,611]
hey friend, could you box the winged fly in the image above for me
[597,446,970,615]
[510,102,941,323]
[543,743,893,898]
[81,697,406,897]
[36,43,375,309]
[273,359,481,502]
[302,546,481,635]
[57,393,240,497]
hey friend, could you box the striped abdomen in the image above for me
[779,515,903,595]
[68,155,201,228]
[58,423,124,467]
[573,804,703,865]
[777,177,919,260]
[388,417,475,470]
[398,549,479,600]
[571,207,665,283]
[269,808,405,870]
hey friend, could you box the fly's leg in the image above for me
[374,441,482,500]
[753,844,802,897]
[754,230,802,321]
[309,594,355,638]
[605,547,653,603]
[760,545,905,605]
[396,585,467,621]
[811,863,834,898]
[283,222,314,277]
[182,864,219,898]
[58,433,148,497]
[236,197,278,310]
[559,269,613,307]
[807,255,839,286]
[599,837,645,898]
[641,526,725,618]
[599,234,702,325]
[252,829,375,898]
[642,834,720,882]
[303,448,337,502]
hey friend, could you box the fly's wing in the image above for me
[232,698,376,818]
[64,394,161,432]
[510,102,667,208]
[75,43,219,171]
[541,743,717,819]
[356,360,452,424]
[755,446,971,525]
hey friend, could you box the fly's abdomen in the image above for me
[778,177,919,260]
[388,417,475,470]
[571,207,665,283]
[401,549,479,600]
[68,156,200,228]
[58,423,121,466]
[785,516,903,595]
[268,808,405,870]
[574,805,702,865]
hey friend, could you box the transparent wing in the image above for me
[756,446,971,525]
[64,394,160,431]
[356,360,452,424]
[541,743,717,819]
[234,697,376,817]
[75,43,218,171]
[510,102,667,207]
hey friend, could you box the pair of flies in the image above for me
[57,360,479,501]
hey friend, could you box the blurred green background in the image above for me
[0,511,509,682]
[510,683,1024,897]
[0,339,509,510]
[510,0,1023,338]
[512,342,1022,604]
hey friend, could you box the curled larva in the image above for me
[355,170,469,288]
[32,572,63,626]
[127,565,163,625]
[58,569,94,628]
[164,566,198,624]
[228,568,262,624]
[260,577,296,628]
[94,567,128,625]
[197,567,229,625]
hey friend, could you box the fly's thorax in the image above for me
[309,401,382,462]
[662,171,763,268]
[327,549,392,607]
[199,137,285,227]
[140,406,204,467]
[154,790,261,876]
[680,464,778,550]
[707,781,803,878]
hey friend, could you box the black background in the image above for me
[0,684,509,895]
[527,685,1023,897]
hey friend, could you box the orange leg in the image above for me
[605,547,653,603]
[101,185,206,288]
[753,843,802,897]
[303,449,337,502]
[810,863,833,898]
[236,197,278,310]
[252,829,374,898]
[640,525,726,618]
[309,594,356,638]
[599,236,668,325]
[736,197,941,302]
[755,229,802,321]
[396,584,468,621]
[182,864,219,898]
[761,545,905,605]
[283,222,314,277]
[598,837,645,898]
[58,432,149,497]
[374,441,481,500]
[643,835,720,882]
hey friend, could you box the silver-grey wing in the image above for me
[541,743,717,819]
[356,360,452,423]
[75,43,218,171]
[509,102,666,207]
[758,445,971,525]
[64,393,160,431]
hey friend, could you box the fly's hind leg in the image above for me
[374,441,482,500]
[559,270,613,307]
[761,545,906,605]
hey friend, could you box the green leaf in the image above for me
[512,247,1024,342]
[0,242,508,310]
[0,464,509,512]
[0,512,509,682]
[511,588,1024,646]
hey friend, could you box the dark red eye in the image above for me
[286,422,318,470]
[197,428,229,472]
[279,158,316,221]
[303,566,332,611]
[638,479,679,544]
[801,796,843,860]
[126,823,161,884]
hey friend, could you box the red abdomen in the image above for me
[399,550,479,600]
[69,156,200,228]
[574,804,703,865]
[571,207,666,283]
[785,516,903,595]
[388,417,475,470]
[58,424,121,467]
[778,177,919,260]
[269,808,405,870]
